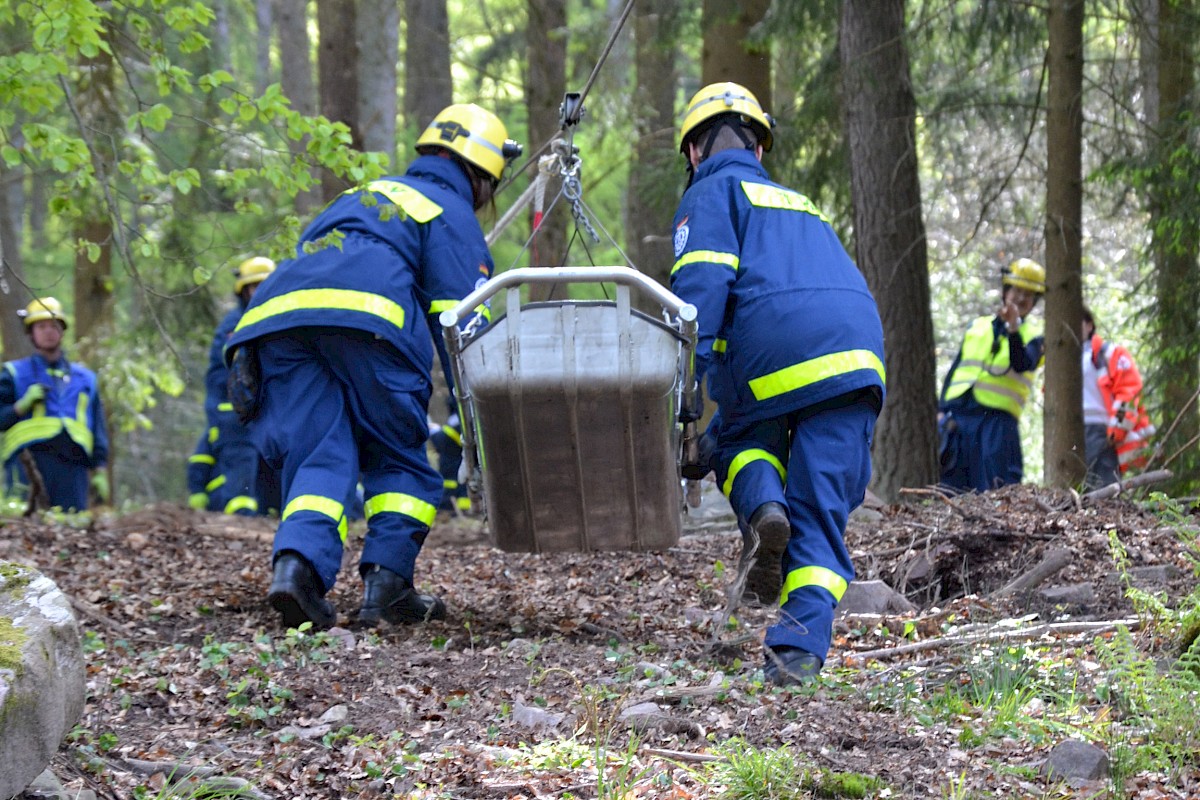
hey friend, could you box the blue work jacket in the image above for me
[205,302,246,427]
[669,150,885,424]
[225,155,493,385]
[0,353,108,467]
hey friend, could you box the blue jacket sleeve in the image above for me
[667,191,739,385]
[90,386,109,468]
[0,368,18,431]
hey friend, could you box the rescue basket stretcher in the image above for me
[439,266,698,553]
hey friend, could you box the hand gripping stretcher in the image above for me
[439,266,698,553]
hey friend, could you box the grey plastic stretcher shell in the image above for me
[440,267,698,553]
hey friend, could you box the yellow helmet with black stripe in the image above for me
[679,82,774,153]
[1002,258,1046,294]
[19,297,69,329]
[233,256,276,294]
[417,104,523,181]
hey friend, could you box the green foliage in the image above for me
[709,737,886,799]
[1097,627,1200,779]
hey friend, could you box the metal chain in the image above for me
[554,143,600,244]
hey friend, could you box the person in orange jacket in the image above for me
[1081,306,1155,488]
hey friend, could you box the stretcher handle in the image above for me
[437,266,697,330]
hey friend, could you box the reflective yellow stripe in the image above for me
[748,350,885,402]
[235,289,406,334]
[224,496,259,515]
[283,494,348,542]
[455,497,472,511]
[1,418,64,461]
[780,565,848,604]
[217,402,233,412]
[61,393,93,455]
[722,448,786,496]
[189,454,216,465]
[206,475,227,492]
[362,180,443,223]
[429,299,492,323]
[442,479,457,489]
[208,426,219,444]
[441,425,462,446]
[671,250,739,275]
[712,339,727,353]
[740,181,830,223]
[363,492,437,526]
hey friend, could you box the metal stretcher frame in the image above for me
[440,267,698,553]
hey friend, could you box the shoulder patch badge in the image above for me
[673,218,690,258]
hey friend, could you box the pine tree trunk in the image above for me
[526,0,568,298]
[627,0,678,314]
[1043,0,1086,488]
[404,0,452,136]
[317,0,360,203]
[840,0,939,502]
[357,0,399,161]
[275,0,320,215]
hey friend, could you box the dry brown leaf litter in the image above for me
[0,483,1195,799]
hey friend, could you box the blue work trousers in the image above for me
[5,434,91,511]
[938,401,1022,493]
[250,328,441,592]
[209,411,261,515]
[712,392,877,663]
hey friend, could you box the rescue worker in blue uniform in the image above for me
[670,83,885,686]
[187,256,282,515]
[429,398,470,515]
[938,259,1046,493]
[225,103,521,631]
[0,297,110,511]
[186,427,218,510]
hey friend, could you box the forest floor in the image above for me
[2,481,1198,799]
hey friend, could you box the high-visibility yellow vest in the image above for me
[943,316,1042,418]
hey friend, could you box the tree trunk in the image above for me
[404,0,452,136]
[275,0,320,215]
[526,0,569,297]
[701,0,770,108]
[1150,0,1200,490]
[0,133,30,361]
[1043,0,1086,488]
[627,0,678,313]
[840,0,938,502]
[255,0,273,95]
[72,48,118,356]
[317,0,361,203]
[357,0,399,162]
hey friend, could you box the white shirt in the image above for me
[1082,342,1107,425]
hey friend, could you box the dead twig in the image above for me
[898,486,975,520]
[988,546,1071,598]
[1081,469,1173,503]
[845,618,1141,664]
[641,747,724,764]
[19,449,49,516]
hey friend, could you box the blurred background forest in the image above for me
[0,0,1197,509]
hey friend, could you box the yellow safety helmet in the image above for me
[679,81,775,153]
[233,256,276,294]
[1002,258,1046,294]
[18,297,69,330]
[416,104,523,181]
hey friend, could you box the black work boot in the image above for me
[268,551,337,630]
[764,645,822,687]
[742,502,790,604]
[356,565,446,626]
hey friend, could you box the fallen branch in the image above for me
[1081,469,1173,503]
[988,546,1071,598]
[123,758,270,800]
[69,595,134,636]
[642,747,724,764]
[845,617,1142,664]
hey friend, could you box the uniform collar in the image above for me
[404,154,474,206]
[32,351,69,371]
[693,148,769,184]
